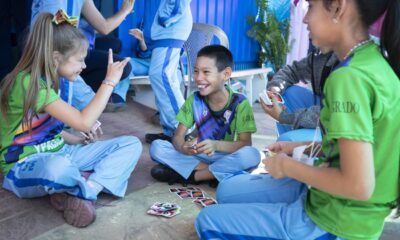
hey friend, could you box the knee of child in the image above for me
[239,146,261,166]
[45,157,75,181]
[149,139,167,158]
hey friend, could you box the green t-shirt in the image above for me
[0,72,65,175]
[305,43,400,239]
[177,86,256,141]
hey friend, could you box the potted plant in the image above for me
[246,0,290,71]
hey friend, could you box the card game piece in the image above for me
[190,190,205,198]
[262,148,276,157]
[150,202,179,212]
[259,90,284,105]
[147,202,181,218]
[147,209,180,218]
[193,197,217,207]
[169,187,201,193]
[176,191,191,199]
[80,120,102,138]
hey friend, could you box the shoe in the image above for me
[208,179,219,188]
[105,93,126,112]
[145,133,172,144]
[150,164,197,186]
[50,193,96,228]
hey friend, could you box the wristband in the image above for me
[102,79,116,88]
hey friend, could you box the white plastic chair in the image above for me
[183,23,229,98]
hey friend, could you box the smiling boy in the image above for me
[149,45,260,186]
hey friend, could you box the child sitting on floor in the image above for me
[0,10,142,228]
[149,45,260,186]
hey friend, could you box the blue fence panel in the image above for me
[116,0,289,70]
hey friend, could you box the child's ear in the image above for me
[223,67,232,81]
[331,0,347,23]
[52,51,62,68]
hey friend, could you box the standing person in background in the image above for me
[145,0,193,144]
[31,0,135,111]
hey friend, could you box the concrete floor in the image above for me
[1,97,399,240]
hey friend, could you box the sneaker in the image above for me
[150,164,197,186]
[105,93,126,112]
[145,133,172,144]
[50,193,96,227]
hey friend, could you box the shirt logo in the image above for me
[332,101,360,113]
[224,110,232,124]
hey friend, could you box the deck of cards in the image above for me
[147,202,181,218]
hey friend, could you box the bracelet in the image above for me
[102,79,116,88]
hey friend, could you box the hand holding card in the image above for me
[81,120,102,141]
[259,90,284,105]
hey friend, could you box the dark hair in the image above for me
[197,45,233,72]
[321,0,400,78]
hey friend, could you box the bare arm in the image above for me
[172,124,198,155]
[45,50,130,132]
[266,139,375,201]
[81,0,134,35]
[61,131,85,145]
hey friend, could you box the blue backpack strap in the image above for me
[193,92,245,142]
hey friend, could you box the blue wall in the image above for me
[116,0,289,70]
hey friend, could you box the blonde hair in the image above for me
[0,12,87,131]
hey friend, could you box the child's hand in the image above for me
[267,141,300,155]
[121,0,134,15]
[260,92,285,121]
[262,153,289,179]
[196,140,218,156]
[105,49,130,85]
[82,126,103,144]
[181,140,198,155]
[129,28,144,41]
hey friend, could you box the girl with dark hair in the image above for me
[195,0,400,239]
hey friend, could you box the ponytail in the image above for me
[380,0,400,78]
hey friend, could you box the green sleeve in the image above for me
[322,68,374,143]
[176,95,194,128]
[234,99,257,134]
[18,73,60,112]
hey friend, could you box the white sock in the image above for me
[87,180,104,195]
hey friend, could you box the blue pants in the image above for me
[277,86,321,142]
[149,140,260,181]
[3,136,142,200]
[149,47,185,136]
[195,174,340,240]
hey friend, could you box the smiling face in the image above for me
[56,45,88,81]
[194,56,230,96]
[303,0,339,51]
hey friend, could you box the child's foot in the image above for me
[145,133,172,144]
[50,193,96,227]
[105,93,126,112]
[150,164,197,186]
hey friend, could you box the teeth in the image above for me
[197,85,206,89]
